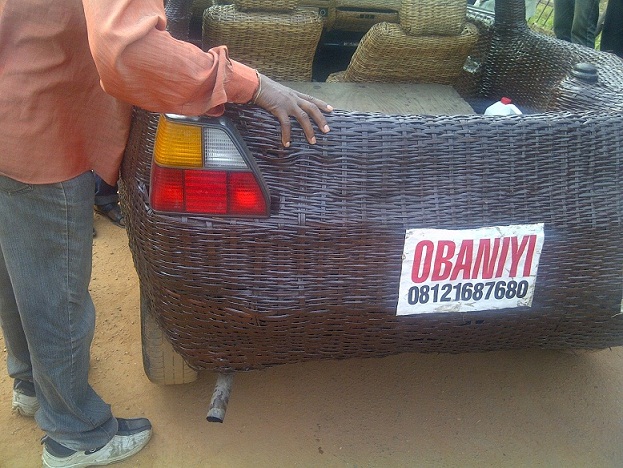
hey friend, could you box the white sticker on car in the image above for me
[396,223,545,315]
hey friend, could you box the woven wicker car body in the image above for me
[121,0,623,387]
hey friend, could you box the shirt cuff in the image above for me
[226,60,260,104]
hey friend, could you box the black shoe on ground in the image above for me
[94,203,125,228]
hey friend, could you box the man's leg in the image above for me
[554,0,575,42]
[0,172,117,450]
[601,0,623,57]
[94,174,119,208]
[0,246,33,383]
[94,174,124,227]
[0,220,40,416]
[570,0,599,47]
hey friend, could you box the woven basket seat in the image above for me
[333,0,400,7]
[203,4,323,81]
[327,21,479,84]
[400,0,467,36]
[234,0,299,12]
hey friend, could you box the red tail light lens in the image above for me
[229,172,267,215]
[150,165,184,212]
[184,170,228,214]
[150,115,270,217]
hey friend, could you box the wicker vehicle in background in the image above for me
[121,0,623,420]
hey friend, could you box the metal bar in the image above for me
[206,373,235,423]
[534,0,554,25]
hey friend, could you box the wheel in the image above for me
[140,291,198,385]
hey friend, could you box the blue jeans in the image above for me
[0,171,117,450]
[601,0,623,57]
[94,174,119,207]
[553,0,600,48]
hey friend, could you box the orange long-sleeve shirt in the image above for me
[0,0,259,185]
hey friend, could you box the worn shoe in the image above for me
[94,203,125,228]
[12,379,39,417]
[41,418,152,467]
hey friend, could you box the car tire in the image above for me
[141,291,198,385]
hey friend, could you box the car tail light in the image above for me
[150,114,270,217]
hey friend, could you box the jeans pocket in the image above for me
[0,176,33,195]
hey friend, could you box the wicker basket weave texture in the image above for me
[330,22,478,84]
[479,6,623,112]
[326,0,401,32]
[453,9,495,100]
[122,102,623,371]
[121,1,623,372]
[234,0,299,12]
[400,0,467,36]
[203,5,323,81]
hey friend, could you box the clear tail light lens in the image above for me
[150,114,270,217]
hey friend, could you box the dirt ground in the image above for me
[2,214,623,467]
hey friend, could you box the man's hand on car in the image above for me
[253,73,333,148]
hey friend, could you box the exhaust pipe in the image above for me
[206,373,235,423]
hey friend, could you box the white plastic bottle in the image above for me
[484,97,523,115]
